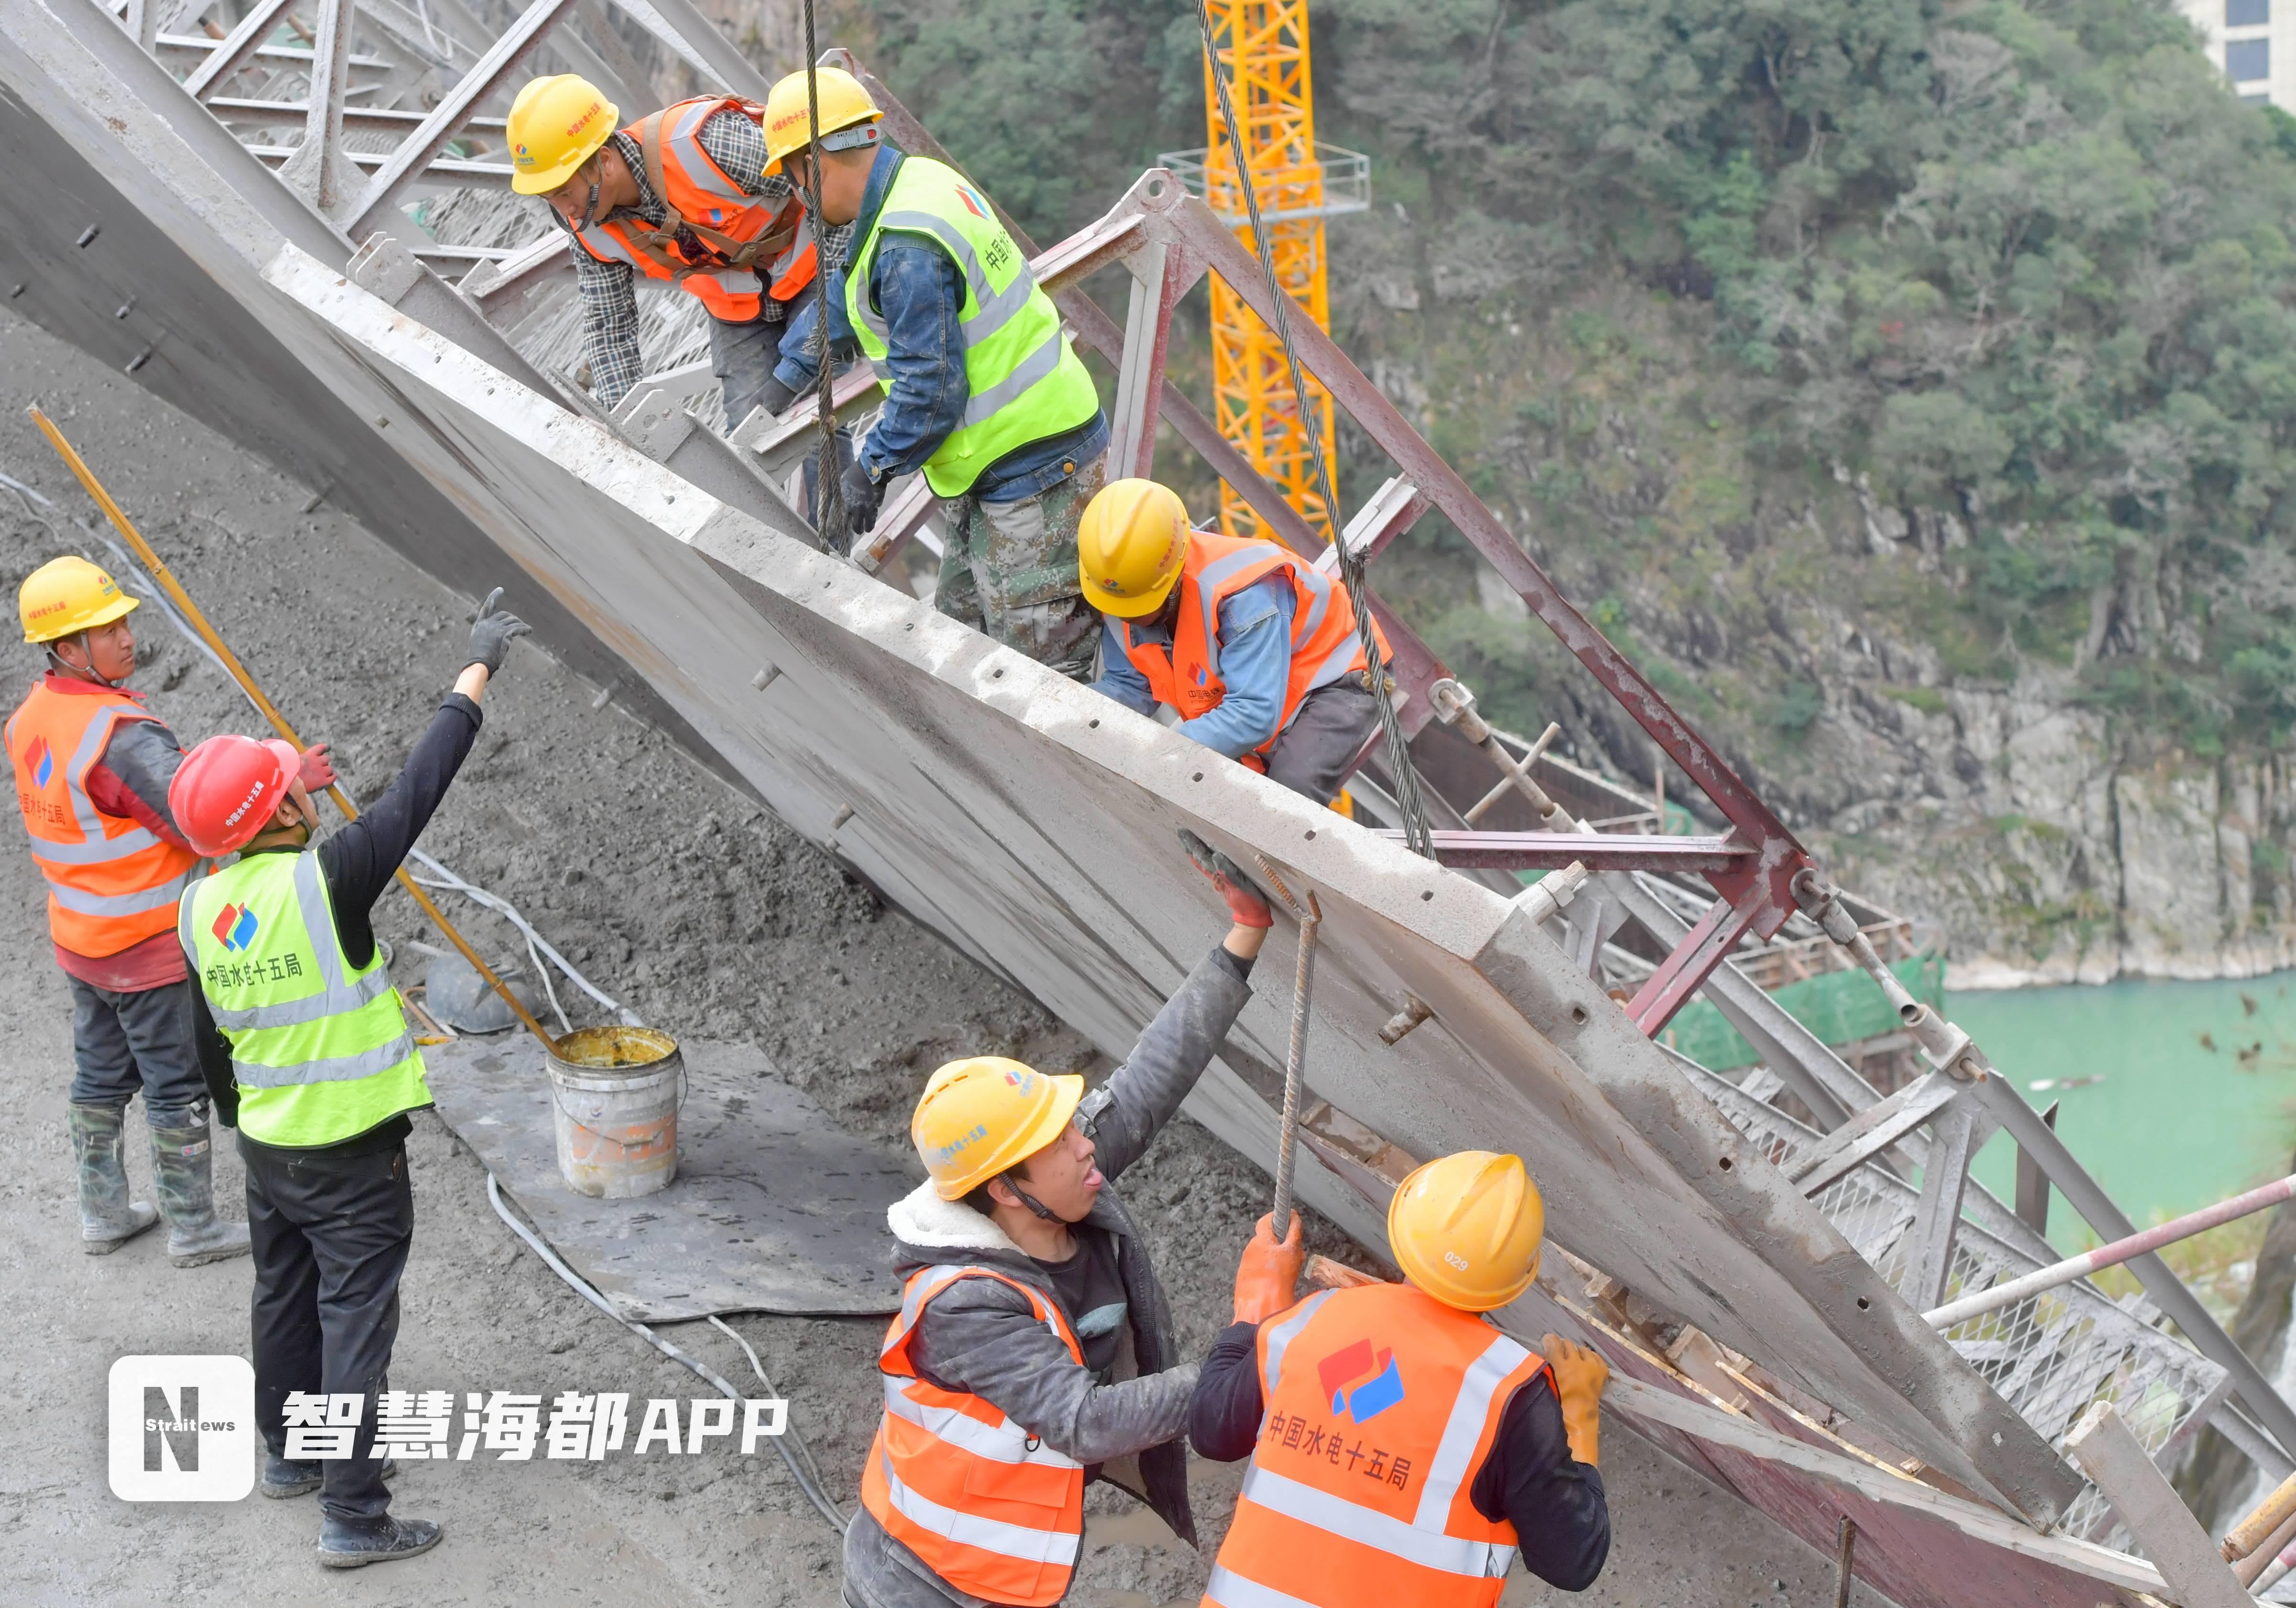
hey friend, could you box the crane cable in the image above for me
[799,0,844,542]
[1191,0,1438,860]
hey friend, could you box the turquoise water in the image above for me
[1955,973,2296,1250]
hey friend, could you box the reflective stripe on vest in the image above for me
[1114,531,1385,752]
[7,682,202,955]
[1202,1284,1545,1608]
[184,849,427,1146]
[569,98,813,321]
[846,157,1100,497]
[860,1261,1087,1606]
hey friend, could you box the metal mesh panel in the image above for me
[1686,1062,2227,1553]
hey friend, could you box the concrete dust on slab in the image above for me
[0,307,1881,1605]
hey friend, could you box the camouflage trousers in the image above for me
[934,454,1105,683]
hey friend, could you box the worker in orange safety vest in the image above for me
[1188,1152,1613,1605]
[847,831,1282,1608]
[508,74,820,429]
[1078,479,1391,807]
[6,557,326,1266]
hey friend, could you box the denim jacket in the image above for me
[776,145,1106,503]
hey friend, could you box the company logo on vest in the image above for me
[211,902,258,951]
[108,1354,255,1500]
[24,734,51,788]
[1318,1339,1405,1425]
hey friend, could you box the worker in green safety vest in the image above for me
[167,589,530,1569]
[761,66,1109,682]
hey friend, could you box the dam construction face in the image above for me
[0,2,2283,1603]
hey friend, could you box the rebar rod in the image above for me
[1254,854,1319,1240]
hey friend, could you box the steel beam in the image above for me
[1625,892,1767,1036]
[1380,829,1752,872]
[207,98,510,134]
[182,0,299,98]
[344,0,575,235]
[1315,475,1425,578]
[251,147,513,187]
[1787,1072,1959,1197]
[1105,238,1172,480]
[274,0,358,216]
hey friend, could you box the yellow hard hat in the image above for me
[20,555,136,645]
[507,74,618,195]
[913,1056,1083,1200]
[1387,1151,1545,1312]
[761,65,883,176]
[1077,479,1191,618]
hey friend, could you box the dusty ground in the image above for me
[0,310,1881,1606]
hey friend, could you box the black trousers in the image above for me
[244,1136,413,1522]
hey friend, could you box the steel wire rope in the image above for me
[799,0,844,542]
[488,1173,852,1534]
[1189,0,1437,859]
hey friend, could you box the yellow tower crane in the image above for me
[1165,1,1368,544]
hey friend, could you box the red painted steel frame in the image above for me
[834,53,1807,1034]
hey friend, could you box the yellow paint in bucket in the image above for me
[546,1025,682,1198]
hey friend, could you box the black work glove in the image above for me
[465,586,531,675]
[841,456,883,536]
[756,372,799,419]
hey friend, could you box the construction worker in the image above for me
[764,66,1110,681]
[1188,1152,1612,1603]
[848,830,1276,1608]
[1078,479,1392,805]
[168,588,529,1567]
[8,556,278,1266]
[508,74,819,428]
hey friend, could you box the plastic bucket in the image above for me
[545,1026,682,1199]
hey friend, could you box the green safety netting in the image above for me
[1659,951,1946,1072]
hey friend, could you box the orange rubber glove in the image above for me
[1233,1212,1306,1324]
[1543,1333,1608,1466]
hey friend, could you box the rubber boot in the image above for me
[70,1103,159,1254]
[149,1119,251,1267]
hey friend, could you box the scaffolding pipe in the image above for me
[1923,1171,2296,1329]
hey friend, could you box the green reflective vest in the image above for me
[181,849,428,1148]
[846,157,1101,497]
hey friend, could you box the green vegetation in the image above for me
[862,0,2296,764]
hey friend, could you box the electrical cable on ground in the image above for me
[487,1172,852,1535]
[405,848,642,1027]
[1191,0,1438,861]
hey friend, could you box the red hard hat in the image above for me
[169,735,302,857]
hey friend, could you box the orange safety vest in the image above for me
[1111,530,1389,754]
[1202,1282,1552,1608]
[572,96,817,323]
[5,680,201,957]
[860,1263,1088,1607]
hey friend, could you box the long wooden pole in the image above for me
[28,405,557,1053]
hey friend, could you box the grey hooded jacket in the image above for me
[842,943,1254,1608]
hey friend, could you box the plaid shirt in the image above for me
[558,110,814,408]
